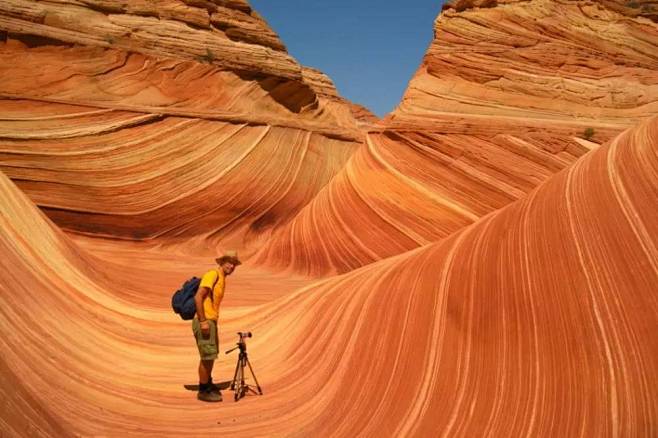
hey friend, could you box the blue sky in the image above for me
[249,1,445,117]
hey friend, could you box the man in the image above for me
[192,250,241,402]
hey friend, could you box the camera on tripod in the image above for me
[225,331,262,402]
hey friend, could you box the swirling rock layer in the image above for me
[0,0,295,78]
[1,0,657,436]
[0,9,364,248]
[1,116,656,436]
[259,0,658,274]
[0,98,356,245]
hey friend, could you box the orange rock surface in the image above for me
[0,0,657,436]
[0,0,365,249]
[259,0,658,275]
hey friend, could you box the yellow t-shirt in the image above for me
[199,268,225,321]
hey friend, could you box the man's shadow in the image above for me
[184,381,232,391]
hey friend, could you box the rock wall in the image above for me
[0,0,367,249]
[258,0,658,274]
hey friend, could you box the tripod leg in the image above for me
[239,355,247,399]
[230,355,240,391]
[245,356,263,394]
[234,360,242,402]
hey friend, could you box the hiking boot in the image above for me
[197,390,222,402]
[208,378,220,392]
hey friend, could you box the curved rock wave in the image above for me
[0,0,367,248]
[257,0,658,274]
[0,115,656,437]
[0,0,657,435]
[258,127,602,275]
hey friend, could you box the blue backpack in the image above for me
[171,273,220,320]
[171,277,202,320]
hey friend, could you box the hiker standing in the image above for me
[193,250,241,402]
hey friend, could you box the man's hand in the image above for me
[200,320,210,338]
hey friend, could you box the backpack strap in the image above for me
[208,269,220,302]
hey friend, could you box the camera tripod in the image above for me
[225,332,263,402]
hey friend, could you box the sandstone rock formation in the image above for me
[0,0,294,78]
[1,116,656,436]
[0,0,657,436]
[258,0,658,274]
[0,0,367,250]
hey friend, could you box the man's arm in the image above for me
[195,286,211,336]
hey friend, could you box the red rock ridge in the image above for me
[0,0,366,247]
[257,0,658,274]
[0,0,294,78]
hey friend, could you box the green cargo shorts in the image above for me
[192,318,218,361]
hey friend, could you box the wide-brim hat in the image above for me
[215,250,242,266]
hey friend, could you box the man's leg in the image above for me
[193,319,221,402]
[198,359,214,384]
